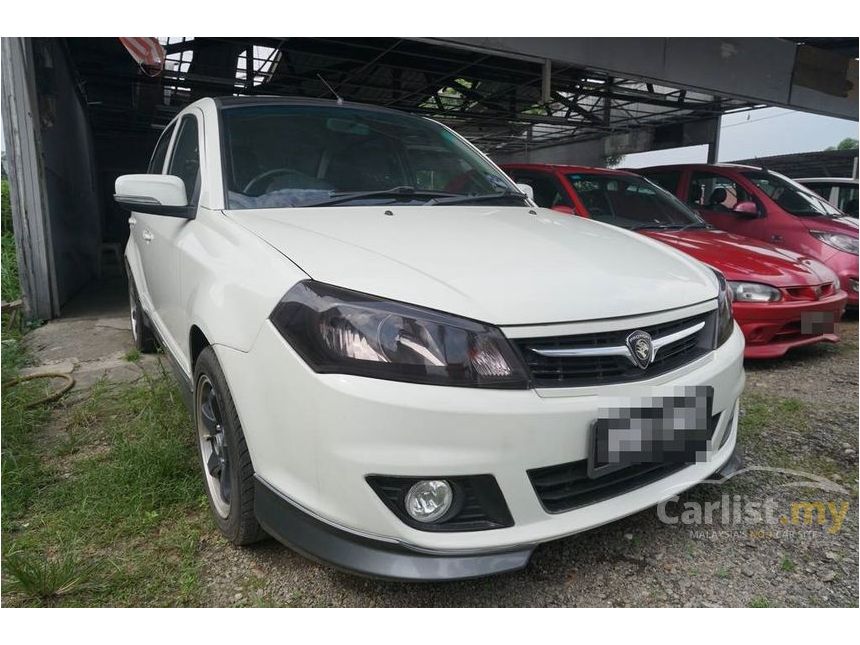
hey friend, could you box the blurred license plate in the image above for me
[588,386,713,479]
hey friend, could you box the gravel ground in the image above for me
[199,320,859,608]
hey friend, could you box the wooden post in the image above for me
[1,37,59,321]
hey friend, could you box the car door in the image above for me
[144,112,201,351]
[686,170,771,241]
[131,121,176,311]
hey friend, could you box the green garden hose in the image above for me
[2,372,75,408]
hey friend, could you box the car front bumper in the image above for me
[252,446,740,582]
[734,291,847,359]
[819,246,859,307]
[217,314,745,580]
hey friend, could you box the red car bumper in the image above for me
[735,291,848,359]
[820,247,859,308]
[842,276,858,308]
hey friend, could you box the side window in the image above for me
[508,172,568,209]
[148,122,175,173]
[168,116,201,204]
[688,172,753,212]
[643,170,681,195]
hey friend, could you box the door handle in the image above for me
[142,229,154,243]
[128,216,137,228]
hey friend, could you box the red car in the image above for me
[637,163,859,308]
[502,163,847,359]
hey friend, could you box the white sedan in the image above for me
[116,96,745,581]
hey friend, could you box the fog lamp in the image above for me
[404,480,453,523]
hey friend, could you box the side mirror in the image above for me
[515,183,534,201]
[114,174,193,219]
[551,204,576,215]
[733,201,759,218]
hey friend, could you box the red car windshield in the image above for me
[742,170,842,217]
[566,173,708,230]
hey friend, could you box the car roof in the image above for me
[500,163,636,176]
[797,177,858,184]
[208,95,425,119]
[637,163,762,172]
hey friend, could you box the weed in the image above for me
[2,550,101,602]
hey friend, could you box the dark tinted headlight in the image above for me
[713,270,734,347]
[270,281,530,388]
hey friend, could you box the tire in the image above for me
[128,272,158,353]
[194,346,266,545]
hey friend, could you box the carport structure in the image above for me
[2,36,858,320]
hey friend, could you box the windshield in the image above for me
[566,173,708,230]
[220,104,523,209]
[742,170,842,217]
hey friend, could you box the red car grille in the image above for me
[783,283,835,301]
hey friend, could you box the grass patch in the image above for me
[124,348,141,362]
[2,364,208,606]
[780,557,796,573]
[739,393,808,441]
[748,596,771,608]
[1,178,12,233]
[738,391,855,481]
[1,339,52,525]
[2,178,21,305]
[2,230,20,304]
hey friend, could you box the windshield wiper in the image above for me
[303,186,459,208]
[631,222,711,231]
[425,190,530,206]
[631,224,684,231]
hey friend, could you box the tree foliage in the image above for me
[825,137,858,151]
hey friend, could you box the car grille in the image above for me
[512,310,715,388]
[528,412,722,513]
[784,282,836,301]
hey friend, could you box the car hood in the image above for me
[643,229,836,287]
[797,215,859,234]
[226,205,718,325]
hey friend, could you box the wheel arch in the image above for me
[189,325,211,370]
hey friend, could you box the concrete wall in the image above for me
[491,138,606,167]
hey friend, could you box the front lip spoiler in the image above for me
[253,477,534,582]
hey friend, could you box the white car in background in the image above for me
[116,97,745,581]
[798,177,858,217]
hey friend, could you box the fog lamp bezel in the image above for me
[366,474,514,532]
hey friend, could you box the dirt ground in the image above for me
[15,302,860,607]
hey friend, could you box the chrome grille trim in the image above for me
[528,321,705,365]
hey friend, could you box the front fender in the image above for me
[179,208,309,376]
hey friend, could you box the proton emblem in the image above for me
[625,330,654,370]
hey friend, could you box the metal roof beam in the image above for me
[426,37,858,120]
